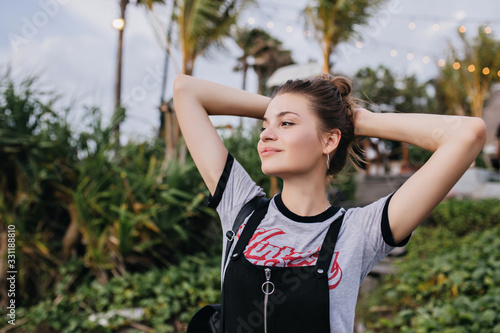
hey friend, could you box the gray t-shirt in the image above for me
[208,154,409,333]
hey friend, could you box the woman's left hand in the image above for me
[352,107,372,137]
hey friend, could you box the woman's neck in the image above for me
[280,175,330,217]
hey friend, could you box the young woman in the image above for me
[173,73,486,333]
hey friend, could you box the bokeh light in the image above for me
[112,18,125,30]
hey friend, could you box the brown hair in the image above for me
[271,73,359,176]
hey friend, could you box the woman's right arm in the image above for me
[173,74,270,195]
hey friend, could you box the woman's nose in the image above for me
[260,126,277,141]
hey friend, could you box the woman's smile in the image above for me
[260,147,283,156]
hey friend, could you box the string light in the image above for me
[238,9,499,69]
[112,18,125,30]
[497,70,500,78]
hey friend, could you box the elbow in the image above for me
[470,117,487,148]
[462,117,487,152]
[173,74,191,98]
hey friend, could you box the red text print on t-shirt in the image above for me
[243,227,342,290]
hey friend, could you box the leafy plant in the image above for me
[362,198,500,332]
[0,254,222,333]
[0,71,221,308]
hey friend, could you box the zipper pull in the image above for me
[262,268,275,295]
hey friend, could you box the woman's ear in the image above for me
[323,130,341,154]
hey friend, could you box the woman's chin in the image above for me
[261,164,289,178]
[261,166,281,177]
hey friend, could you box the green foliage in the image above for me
[0,254,222,333]
[364,199,500,332]
[176,0,254,75]
[0,71,220,308]
[436,25,500,117]
[354,65,435,114]
[429,198,500,236]
[0,71,78,302]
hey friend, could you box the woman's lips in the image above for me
[261,149,282,156]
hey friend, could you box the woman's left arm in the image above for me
[354,109,487,244]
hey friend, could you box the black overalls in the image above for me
[222,200,345,333]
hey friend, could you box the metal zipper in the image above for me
[262,268,275,333]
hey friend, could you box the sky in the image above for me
[1,0,499,142]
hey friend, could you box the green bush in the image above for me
[0,72,220,307]
[429,198,500,236]
[364,198,500,332]
[0,254,222,332]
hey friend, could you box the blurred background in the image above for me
[1,0,500,332]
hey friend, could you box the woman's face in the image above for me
[258,93,327,178]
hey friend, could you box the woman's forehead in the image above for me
[264,94,311,120]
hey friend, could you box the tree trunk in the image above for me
[113,0,129,141]
[471,93,485,118]
[242,62,248,91]
[322,40,331,74]
[165,108,176,165]
[61,201,80,260]
[158,0,176,139]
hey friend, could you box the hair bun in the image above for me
[313,74,352,97]
[330,76,351,97]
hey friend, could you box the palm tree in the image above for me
[449,26,500,118]
[233,28,257,91]
[177,0,253,76]
[233,28,294,95]
[304,0,385,73]
[160,0,253,165]
[113,0,165,139]
[434,61,468,116]
[252,33,294,96]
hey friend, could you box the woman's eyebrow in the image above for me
[262,111,300,123]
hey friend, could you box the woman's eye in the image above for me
[260,127,266,132]
[282,122,294,126]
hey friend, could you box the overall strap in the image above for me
[229,199,271,259]
[223,195,270,268]
[315,212,345,277]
